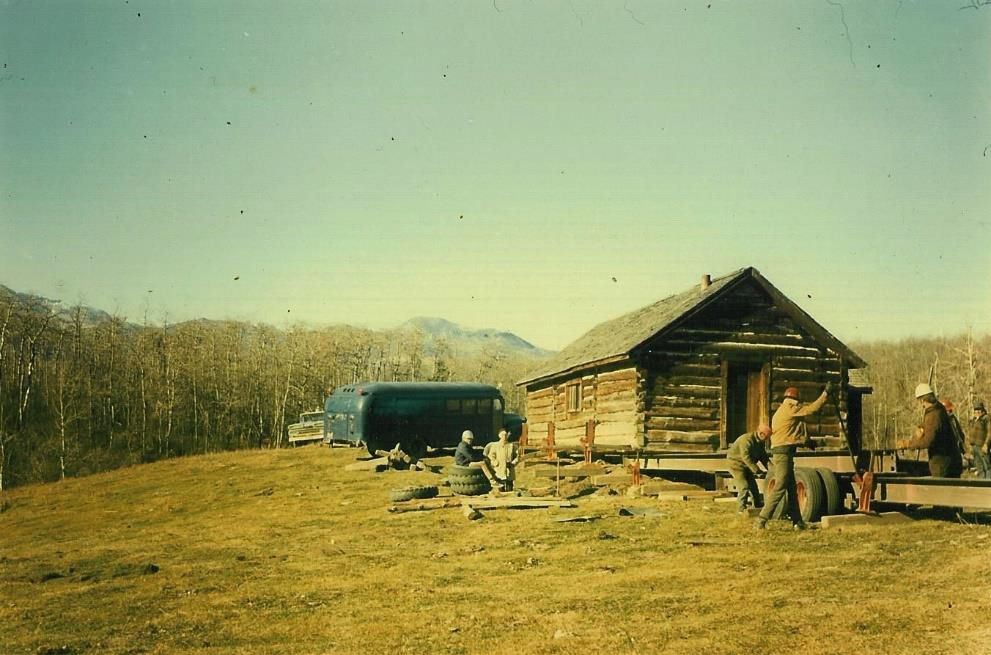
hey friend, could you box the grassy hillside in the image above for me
[2,447,990,655]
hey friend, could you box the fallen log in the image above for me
[463,497,576,510]
[387,497,462,513]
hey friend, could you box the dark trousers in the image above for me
[759,446,802,524]
[727,461,762,511]
[929,452,963,478]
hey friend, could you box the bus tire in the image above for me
[450,480,490,496]
[389,485,439,503]
[795,467,825,523]
[814,467,843,516]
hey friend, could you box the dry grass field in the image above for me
[2,446,990,655]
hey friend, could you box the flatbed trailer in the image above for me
[635,449,991,514]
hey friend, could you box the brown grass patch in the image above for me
[2,446,990,654]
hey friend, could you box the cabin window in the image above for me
[478,398,492,414]
[567,383,582,412]
[462,399,478,415]
[446,399,460,413]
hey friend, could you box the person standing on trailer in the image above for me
[968,401,989,479]
[895,384,963,478]
[726,424,772,513]
[754,383,831,531]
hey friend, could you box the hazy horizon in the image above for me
[3,2,989,351]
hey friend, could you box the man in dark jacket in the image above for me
[726,424,771,513]
[454,430,477,466]
[896,383,963,478]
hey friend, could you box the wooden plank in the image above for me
[657,490,732,501]
[463,497,576,510]
[387,498,463,513]
[645,395,720,409]
[594,398,636,414]
[641,442,719,453]
[645,416,720,431]
[596,368,638,383]
[668,341,822,356]
[645,430,719,444]
[644,405,718,420]
[820,512,912,529]
[527,464,608,478]
[594,410,638,424]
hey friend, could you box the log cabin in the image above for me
[517,267,869,454]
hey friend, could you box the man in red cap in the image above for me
[755,382,831,530]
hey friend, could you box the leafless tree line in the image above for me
[852,331,991,449]
[0,292,532,493]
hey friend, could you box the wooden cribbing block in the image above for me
[820,511,912,529]
[591,473,634,486]
[656,491,731,502]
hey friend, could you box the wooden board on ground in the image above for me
[463,497,576,510]
[526,464,608,479]
[386,497,461,513]
[345,458,388,472]
[657,490,732,502]
[820,511,912,529]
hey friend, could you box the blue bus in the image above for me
[323,382,525,455]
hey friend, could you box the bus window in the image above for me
[494,398,503,411]
[462,399,478,415]
[478,398,492,414]
[446,399,460,413]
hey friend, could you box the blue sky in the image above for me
[1,1,989,350]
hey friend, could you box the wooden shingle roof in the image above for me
[519,267,866,385]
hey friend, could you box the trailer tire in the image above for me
[795,467,825,523]
[450,480,491,496]
[814,467,843,516]
[389,485,439,503]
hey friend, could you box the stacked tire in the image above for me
[763,466,843,523]
[389,485,439,503]
[446,464,491,496]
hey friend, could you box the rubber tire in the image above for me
[450,480,491,496]
[763,470,787,519]
[794,467,825,523]
[389,485,439,503]
[814,467,843,516]
[447,464,488,484]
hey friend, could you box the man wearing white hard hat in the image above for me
[895,383,963,478]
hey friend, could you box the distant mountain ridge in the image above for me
[399,316,554,359]
[0,285,554,359]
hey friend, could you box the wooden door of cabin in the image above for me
[721,360,769,448]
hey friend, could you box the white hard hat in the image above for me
[914,383,933,398]
[461,430,474,440]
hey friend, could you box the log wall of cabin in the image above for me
[640,279,849,452]
[523,365,640,448]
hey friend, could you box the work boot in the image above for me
[792,522,807,531]
[753,518,767,530]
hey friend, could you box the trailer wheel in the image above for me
[814,467,843,516]
[389,485,439,503]
[795,467,825,523]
